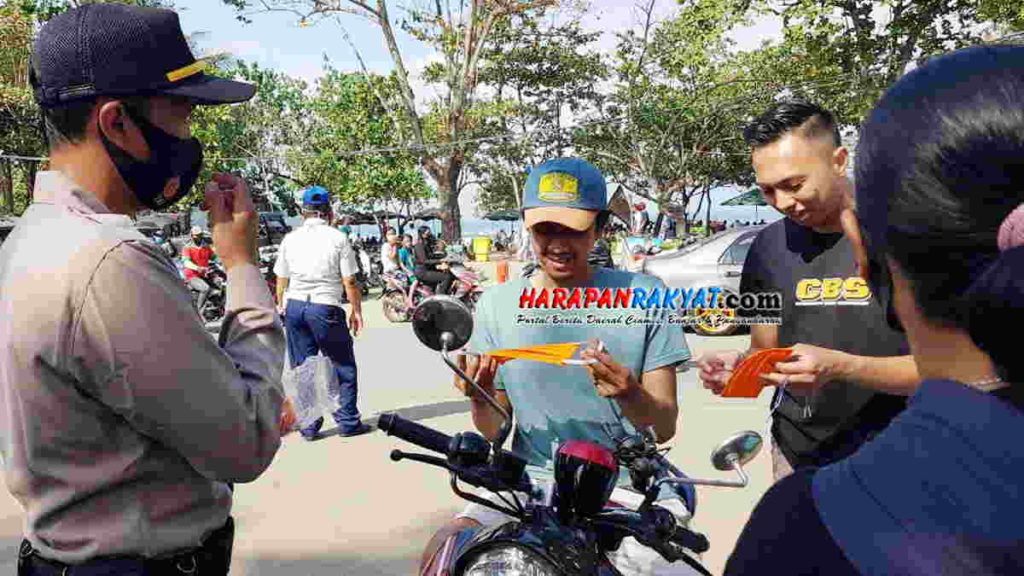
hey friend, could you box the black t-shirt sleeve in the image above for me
[723,469,861,576]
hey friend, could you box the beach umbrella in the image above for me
[721,189,767,219]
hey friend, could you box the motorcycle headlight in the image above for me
[461,546,559,576]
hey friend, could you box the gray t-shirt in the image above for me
[468,268,690,480]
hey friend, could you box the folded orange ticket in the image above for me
[721,348,794,398]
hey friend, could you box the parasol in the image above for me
[721,189,767,219]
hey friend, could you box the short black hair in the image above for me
[42,97,152,150]
[743,99,841,149]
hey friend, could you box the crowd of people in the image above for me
[0,4,1021,576]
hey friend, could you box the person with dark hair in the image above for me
[0,5,288,575]
[413,225,455,295]
[725,44,1024,576]
[418,158,693,575]
[273,186,368,440]
[697,99,917,481]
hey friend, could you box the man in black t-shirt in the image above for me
[697,101,919,480]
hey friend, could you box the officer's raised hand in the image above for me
[205,173,257,270]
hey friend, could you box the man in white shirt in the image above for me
[274,186,370,440]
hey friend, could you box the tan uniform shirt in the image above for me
[0,171,286,563]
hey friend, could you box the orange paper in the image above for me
[721,348,794,398]
[486,342,586,366]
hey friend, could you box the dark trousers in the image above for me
[284,299,362,433]
[18,517,234,576]
[415,268,454,295]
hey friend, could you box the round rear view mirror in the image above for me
[411,296,474,352]
[710,431,763,472]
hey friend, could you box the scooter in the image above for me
[448,262,485,309]
[189,261,227,325]
[378,296,764,576]
[381,270,436,323]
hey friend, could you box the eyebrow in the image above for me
[758,175,806,190]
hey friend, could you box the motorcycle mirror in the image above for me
[411,296,474,352]
[710,431,763,472]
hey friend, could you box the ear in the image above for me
[96,100,147,158]
[833,146,849,175]
[840,207,870,282]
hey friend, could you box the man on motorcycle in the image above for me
[182,225,216,314]
[413,226,455,296]
[420,158,692,575]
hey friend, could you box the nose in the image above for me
[773,191,797,213]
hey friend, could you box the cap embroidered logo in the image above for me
[538,173,579,203]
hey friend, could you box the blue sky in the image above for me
[174,0,785,220]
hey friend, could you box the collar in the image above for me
[33,171,134,228]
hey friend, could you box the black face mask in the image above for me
[100,103,203,211]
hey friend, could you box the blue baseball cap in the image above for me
[523,158,607,231]
[302,186,330,207]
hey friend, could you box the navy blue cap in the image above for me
[302,186,330,207]
[30,4,256,108]
[522,158,607,231]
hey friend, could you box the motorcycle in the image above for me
[258,245,279,304]
[381,262,483,323]
[378,296,764,576]
[189,261,227,325]
[448,262,485,309]
[380,270,436,323]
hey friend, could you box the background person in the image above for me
[726,44,1024,575]
[182,224,215,311]
[697,100,917,481]
[0,5,287,574]
[274,186,370,440]
[381,230,400,274]
[413,225,455,295]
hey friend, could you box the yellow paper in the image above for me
[487,342,584,366]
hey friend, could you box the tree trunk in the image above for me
[434,160,464,242]
[0,161,12,214]
[23,162,38,210]
[703,185,712,238]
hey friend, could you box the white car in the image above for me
[641,225,766,336]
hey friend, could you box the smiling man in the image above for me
[697,100,918,481]
[418,158,694,575]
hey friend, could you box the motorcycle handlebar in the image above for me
[377,413,452,455]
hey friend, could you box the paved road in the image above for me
[0,286,773,576]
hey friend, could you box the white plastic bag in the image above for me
[282,349,340,431]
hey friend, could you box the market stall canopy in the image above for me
[412,207,443,220]
[607,185,631,226]
[483,209,521,221]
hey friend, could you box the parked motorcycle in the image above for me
[258,245,279,304]
[378,296,763,576]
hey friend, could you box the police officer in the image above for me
[274,186,370,440]
[0,5,288,575]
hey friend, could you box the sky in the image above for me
[174,0,786,220]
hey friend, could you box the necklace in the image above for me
[963,377,1008,392]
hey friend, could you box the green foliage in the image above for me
[293,68,430,212]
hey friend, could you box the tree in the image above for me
[222,0,559,241]
[739,0,1024,129]
[574,0,756,236]
[468,11,607,214]
[187,60,313,216]
[292,67,431,224]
